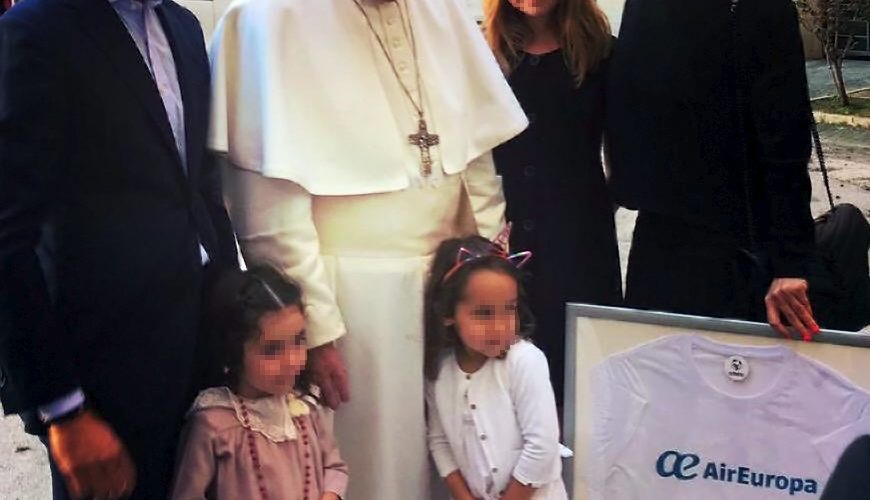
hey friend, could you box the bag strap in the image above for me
[810,113,836,211]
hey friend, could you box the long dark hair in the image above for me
[206,265,315,396]
[484,0,612,85]
[424,236,535,381]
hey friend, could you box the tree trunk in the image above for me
[824,42,851,106]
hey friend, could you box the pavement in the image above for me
[806,59,870,99]
[3,63,870,500]
[0,418,47,500]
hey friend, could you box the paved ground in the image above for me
[806,59,870,99]
[3,64,870,500]
[0,418,47,500]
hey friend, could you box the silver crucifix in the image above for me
[408,119,440,176]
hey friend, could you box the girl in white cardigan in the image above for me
[424,235,568,500]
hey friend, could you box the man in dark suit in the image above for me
[0,0,236,498]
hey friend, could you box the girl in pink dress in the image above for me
[171,266,348,500]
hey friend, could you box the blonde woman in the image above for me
[484,0,620,409]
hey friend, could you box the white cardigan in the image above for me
[426,340,567,499]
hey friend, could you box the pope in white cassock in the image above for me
[209,0,526,497]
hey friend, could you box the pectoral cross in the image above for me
[408,119,440,177]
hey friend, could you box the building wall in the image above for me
[178,0,820,59]
[801,25,825,59]
[179,0,484,42]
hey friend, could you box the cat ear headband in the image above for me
[442,224,532,283]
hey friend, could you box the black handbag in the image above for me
[805,125,870,331]
[730,0,870,331]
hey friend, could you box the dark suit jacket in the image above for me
[606,0,815,278]
[0,0,236,438]
[821,435,870,500]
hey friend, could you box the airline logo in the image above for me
[655,450,820,496]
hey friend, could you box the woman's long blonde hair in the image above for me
[483,0,612,85]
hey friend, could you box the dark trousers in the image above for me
[42,436,72,500]
[625,211,763,322]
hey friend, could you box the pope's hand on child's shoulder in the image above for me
[308,342,350,409]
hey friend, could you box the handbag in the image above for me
[806,124,870,330]
[729,0,870,331]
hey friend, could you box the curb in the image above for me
[810,86,870,101]
[813,111,870,129]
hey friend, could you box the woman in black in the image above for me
[606,0,819,339]
[484,0,620,406]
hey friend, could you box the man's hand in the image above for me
[308,343,350,410]
[319,493,340,500]
[765,278,820,341]
[47,410,136,500]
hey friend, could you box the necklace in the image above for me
[239,398,313,500]
[351,0,440,176]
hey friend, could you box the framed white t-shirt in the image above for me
[587,334,870,499]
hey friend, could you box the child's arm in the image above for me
[169,415,218,500]
[312,405,349,499]
[507,345,562,493]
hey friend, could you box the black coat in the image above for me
[493,50,622,402]
[0,0,235,444]
[606,0,815,278]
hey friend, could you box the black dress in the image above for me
[493,50,622,405]
[606,0,814,321]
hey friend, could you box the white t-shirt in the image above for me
[587,334,870,499]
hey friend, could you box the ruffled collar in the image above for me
[190,387,316,443]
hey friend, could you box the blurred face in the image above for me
[451,269,519,360]
[237,305,307,399]
[507,0,559,18]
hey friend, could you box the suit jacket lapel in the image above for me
[68,0,183,170]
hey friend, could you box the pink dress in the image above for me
[170,387,348,500]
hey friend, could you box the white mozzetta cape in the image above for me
[209,0,528,195]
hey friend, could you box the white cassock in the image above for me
[209,1,527,498]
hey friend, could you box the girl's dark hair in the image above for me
[424,235,535,381]
[206,265,315,397]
